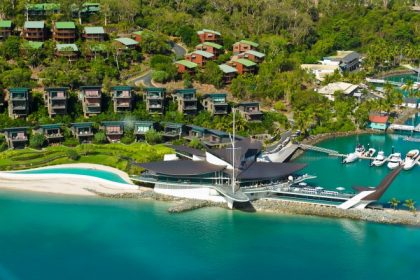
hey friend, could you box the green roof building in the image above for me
[53,22,77,43]
[22,21,45,41]
[83,26,106,41]
[233,39,259,54]
[0,20,13,40]
[27,3,60,17]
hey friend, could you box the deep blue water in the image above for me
[13,167,129,184]
[0,190,419,280]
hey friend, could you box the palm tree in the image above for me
[402,79,414,97]
[389,198,400,210]
[404,199,416,214]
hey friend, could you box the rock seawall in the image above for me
[251,199,420,226]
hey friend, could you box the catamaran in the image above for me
[403,149,419,170]
[387,153,402,169]
[371,151,386,167]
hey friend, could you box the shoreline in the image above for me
[0,161,418,227]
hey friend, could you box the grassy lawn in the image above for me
[0,143,173,175]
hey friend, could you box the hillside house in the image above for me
[185,50,214,66]
[228,59,257,75]
[197,29,221,43]
[173,89,198,115]
[201,93,229,116]
[53,21,77,42]
[111,86,133,113]
[218,64,238,84]
[80,86,102,117]
[83,26,106,41]
[238,50,265,63]
[101,121,124,143]
[175,60,198,75]
[233,40,259,54]
[38,124,64,144]
[3,127,29,149]
[7,88,30,119]
[0,20,13,40]
[145,88,165,114]
[22,21,46,41]
[44,87,68,117]
[237,102,263,122]
[195,42,223,56]
[55,44,79,61]
[71,122,94,143]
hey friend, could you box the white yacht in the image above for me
[363,148,376,158]
[343,144,365,164]
[387,153,402,169]
[371,151,386,167]
[403,149,419,170]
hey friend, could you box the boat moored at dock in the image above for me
[403,149,419,170]
[387,153,403,169]
[371,151,386,167]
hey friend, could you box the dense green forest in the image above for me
[0,0,419,137]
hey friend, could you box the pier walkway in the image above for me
[389,123,420,132]
[366,78,403,87]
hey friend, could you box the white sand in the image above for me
[0,163,145,196]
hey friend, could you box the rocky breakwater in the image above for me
[252,199,420,226]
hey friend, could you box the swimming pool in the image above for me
[13,167,130,184]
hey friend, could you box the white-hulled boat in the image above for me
[363,148,376,158]
[343,144,365,164]
[387,153,402,169]
[403,149,419,170]
[371,151,386,167]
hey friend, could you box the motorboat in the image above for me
[387,153,402,169]
[403,149,419,170]
[363,148,376,158]
[371,151,386,167]
[342,144,365,164]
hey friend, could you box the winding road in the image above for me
[131,41,187,87]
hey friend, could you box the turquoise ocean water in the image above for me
[0,190,419,280]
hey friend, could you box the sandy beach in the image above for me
[0,163,145,196]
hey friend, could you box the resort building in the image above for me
[132,138,307,207]
[38,124,64,144]
[237,102,263,122]
[173,89,198,115]
[402,97,419,109]
[80,86,102,117]
[83,26,106,41]
[22,21,46,41]
[26,3,60,17]
[71,122,94,143]
[368,113,389,131]
[55,44,79,61]
[72,2,100,18]
[185,125,207,141]
[101,121,124,143]
[228,59,257,75]
[53,21,77,42]
[185,50,214,66]
[219,64,238,84]
[317,82,359,101]
[113,38,139,52]
[197,29,221,43]
[134,121,156,140]
[111,86,133,113]
[144,87,165,114]
[322,51,360,72]
[132,30,143,42]
[162,122,185,140]
[202,93,229,116]
[300,64,340,81]
[44,87,68,117]
[203,129,231,147]
[7,88,30,119]
[3,127,29,149]
[0,20,13,40]
[233,40,259,54]
[195,42,224,56]
[238,50,265,63]
[175,60,198,75]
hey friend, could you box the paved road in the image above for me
[131,41,187,88]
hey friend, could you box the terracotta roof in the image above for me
[369,115,389,123]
